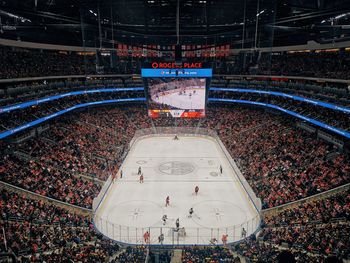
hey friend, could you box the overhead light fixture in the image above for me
[335,13,349,20]
[322,12,350,24]
[0,10,31,23]
[89,9,97,17]
[256,9,266,17]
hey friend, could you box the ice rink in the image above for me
[94,135,260,245]
[154,88,205,109]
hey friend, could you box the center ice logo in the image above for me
[158,161,195,175]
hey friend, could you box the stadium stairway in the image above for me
[229,248,247,263]
[108,249,125,262]
[326,150,340,161]
[170,249,182,263]
[12,151,32,162]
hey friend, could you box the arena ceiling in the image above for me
[0,0,350,49]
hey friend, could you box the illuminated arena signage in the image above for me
[151,62,203,69]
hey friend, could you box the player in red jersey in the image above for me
[139,174,144,183]
[143,231,150,243]
[222,234,228,245]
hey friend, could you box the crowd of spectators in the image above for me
[200,105,350,208]
[0,155,100,208]
[234,189,350,262]
[0,188,90,226]
[210,78,350,107]
[0,105,154,208]
[234,238,321,263]
[210,90,350,131]
[258,51,350,79]
[0,46,146,79]
[264,189,350,226]
[258,222,349,258]
[1,185,348,262]
[0,101,349,261]
[2,103,350,209]
[149,250,172,263]
[0,46,95,79]
[181,246,238,263]
[0,77,142,107]
[0,89,144,133]
[0,188,118,262]
[215,50,350,80]
[2,46,350,80]
[111,246,147,263]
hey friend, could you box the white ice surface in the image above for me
[154,88,205,109]
[94,136,259,245]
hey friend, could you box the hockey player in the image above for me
[112,173,116,183]
[158,233,164,245]
[219,165,223,174]
[165,196,170,207]
[210,238,218,245]
[195,186,199,195]
[188,207,194,218]
[241,228,247,238]
[162,215,168,225]
[138,166,142,175]
[175,218,180,229]
[139,173,144,183]
[174,134,179,140]
[222,234,228,245]
[120,170,123,179]
[143,231,150,244]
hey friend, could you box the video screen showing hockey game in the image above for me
[147,78,206,118]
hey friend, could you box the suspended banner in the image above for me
[115,43,231,58]
[210,88,350,114]
[208,98,350,139]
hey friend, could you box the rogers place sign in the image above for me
[151,62,203,69]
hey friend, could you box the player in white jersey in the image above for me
[188,207,194,218]
[162,215,168,225]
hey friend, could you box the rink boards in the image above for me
[93,134,260,245]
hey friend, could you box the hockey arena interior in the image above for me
[0,0,350,262]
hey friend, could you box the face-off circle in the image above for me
[106,200,163,228]
[191,200,248,228]
[158,161,195,175]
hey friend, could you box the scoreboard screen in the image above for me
[147,78,206,118]
[142,64,212,118]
